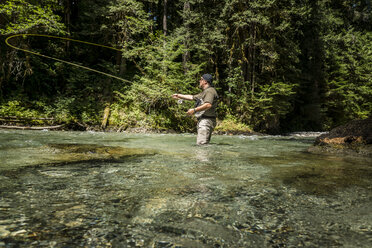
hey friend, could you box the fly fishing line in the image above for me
[5,34,132,83]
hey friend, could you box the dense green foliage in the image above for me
[0,0,371,132]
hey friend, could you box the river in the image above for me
[0,130,371,247]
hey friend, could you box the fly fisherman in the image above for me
[172,74,219,145]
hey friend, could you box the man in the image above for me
[172,74,219,145]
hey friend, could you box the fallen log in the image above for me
[101,105,110,130]
[0,116,55,120]
[0,124,65,130]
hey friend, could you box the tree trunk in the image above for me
[116,51,127,76]
[101,77,113,130]
[65,0,71,33]
[251,23,256,95]
[64,0,71,50]
[101,105,110,130]
[5,52,13,84]
[0,15,5,95]
[163,0,168,36]
[0,55,4,95]
[120,57,127,75]
[182,1,190,73]
[162,0,168,76]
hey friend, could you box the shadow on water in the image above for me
[209,142,234,146]
[253,151,372,195]
[45,143,157,159]
[0,143,157,171]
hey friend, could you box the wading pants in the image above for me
[197,118,216,145]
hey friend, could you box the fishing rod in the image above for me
[5,33,132,83]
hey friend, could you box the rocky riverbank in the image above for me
[309,118,372,156]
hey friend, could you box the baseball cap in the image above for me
[202,74,213,86]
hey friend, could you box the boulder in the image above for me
[309,118,372,156]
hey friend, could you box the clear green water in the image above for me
[0,130,371,247]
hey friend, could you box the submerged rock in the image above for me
[2,144,157,170]
[309,118,372,156]
[42,143,156,164]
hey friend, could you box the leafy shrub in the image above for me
[215,114,253,134]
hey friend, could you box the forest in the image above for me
[0,0,371,133]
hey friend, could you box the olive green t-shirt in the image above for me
[193,87,219,117]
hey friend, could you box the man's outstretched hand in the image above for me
[172,94,180,99]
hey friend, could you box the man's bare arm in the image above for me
[187,102,212,116]
[172,94,194,101]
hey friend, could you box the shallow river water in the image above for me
[0,130,371,247]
